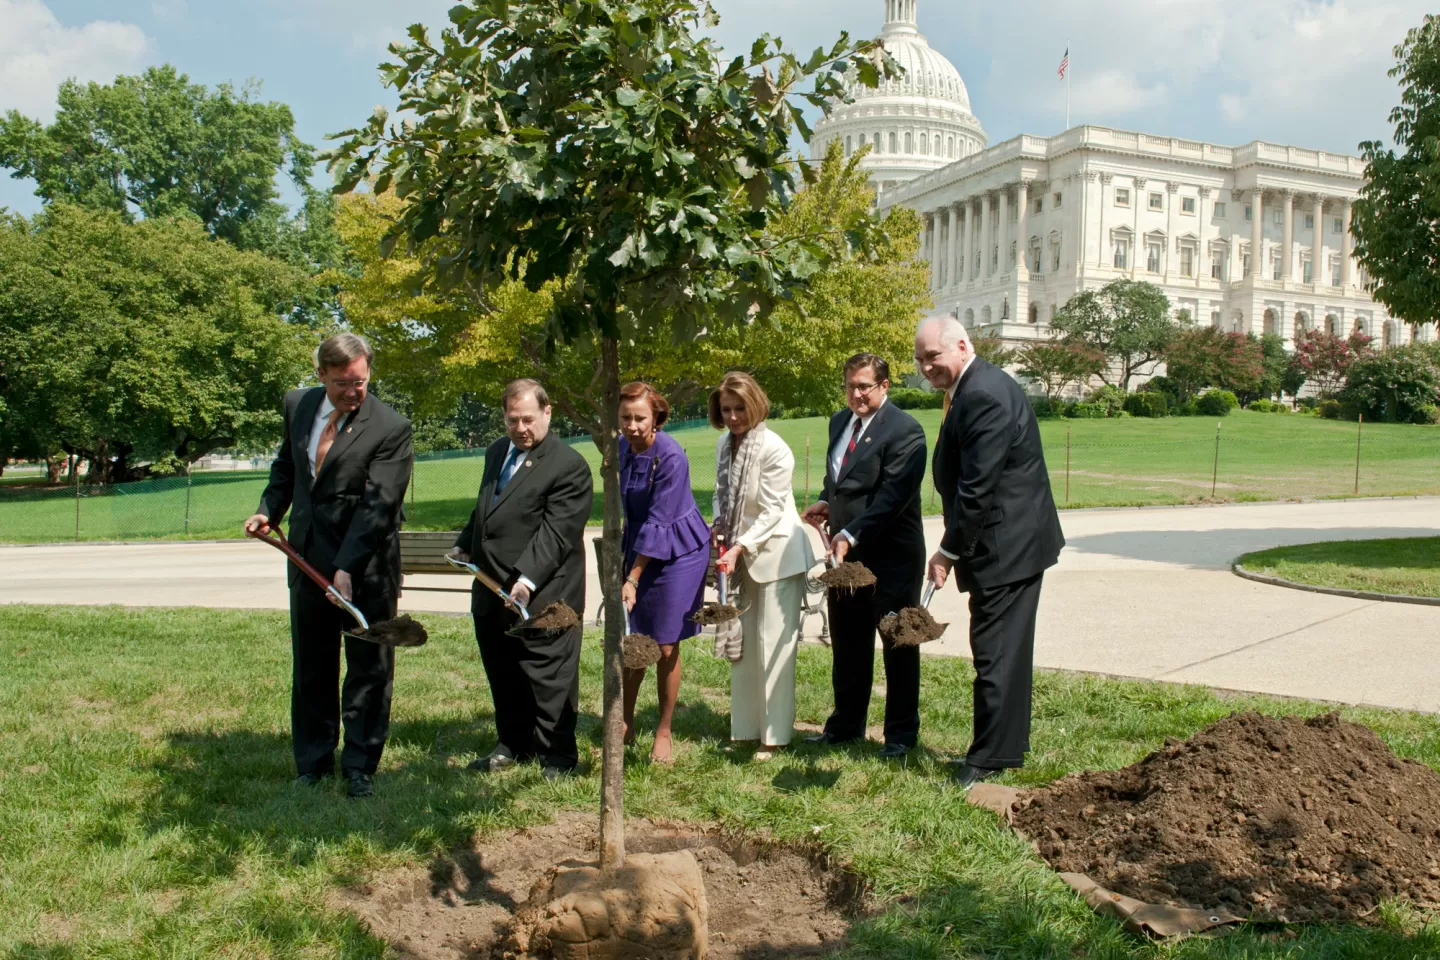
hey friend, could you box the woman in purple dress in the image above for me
[619,381,709,763]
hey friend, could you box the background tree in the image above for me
[1293,329,1374,398]
[1015,339,1104,401]
[1163,326,1264,402]
[1353,14,1440,331]
[1340,343,1440,423]
[0,205,314,481]
[1258,333,1291,401]
[326,0,895,868]
[0,65,337,273]
[1050,279,1177,390]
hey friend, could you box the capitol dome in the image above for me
[810,0,987,193]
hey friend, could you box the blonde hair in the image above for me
[708,371,770,430]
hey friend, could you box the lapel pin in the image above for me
[865,436,873,443]
[525,460,533,468]
[346,426,353,433]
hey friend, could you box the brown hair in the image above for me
[844,352,891,385]
[708,371,770,430]
[502,378,550,412]
[315,332,373,371]
[619,381,670,426]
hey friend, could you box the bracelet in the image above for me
[625,576,640,588]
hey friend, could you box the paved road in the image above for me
[3,497,1437,712]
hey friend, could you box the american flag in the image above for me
[1058,48,1070,80]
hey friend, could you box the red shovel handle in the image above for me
[805,515,833,552]
[246,523,334,594]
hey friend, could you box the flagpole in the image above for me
[1065,38,1071,130]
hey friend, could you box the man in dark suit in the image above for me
[448,379,593,779]
[801,353,928,758]
[914,316,1064,788]
[245,333,413,798]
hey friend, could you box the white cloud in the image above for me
[151,0,187,21]
[0,0,151,120]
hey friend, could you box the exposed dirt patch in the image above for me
[877,607,947,647]
[816,562,876,592]
[354,614,429,648]
[522,603,581,631]
[333,812,864,959]
[691,604,741,625]
[622,634,662,670]
[1013,712,1440,923]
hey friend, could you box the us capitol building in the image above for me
[810,0,1435,353]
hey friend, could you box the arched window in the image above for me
[947,136,955,158]
[981,305,992,325]
[964,308,975,325]
[1326,314,1340,336]
[1263,309,1278,336]
[904,131,913,154]
[874,132,883,154]
[1294,311,1310,336]
[1353,317,1367,337]
[888,131,897,153]
[919,134,928,156]
[1028,302,1039,324]
[858,133,867,148]
[845,135,853,155]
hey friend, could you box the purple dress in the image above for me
[621,431,709,645]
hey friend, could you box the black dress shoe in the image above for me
[540,765,574,782]
[951,763,1000,789]
[803,732,857,746]
[345,770,376,799]
[878,742,911,759]
[468,751,517,773]
[293,771,329,787]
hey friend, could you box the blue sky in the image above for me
[2,0,1426,216]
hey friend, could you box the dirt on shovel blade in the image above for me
[1012,711,1440,923]
[692,603,741,625]
[350,614,429,648]
[622,633,663,670]
[518,602,581,632]
[878,607,947,647]
[817,561,877,592]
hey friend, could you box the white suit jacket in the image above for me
[713,427,815,583]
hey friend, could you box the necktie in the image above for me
[840,417,863,469]
[314,409,343,474]
[494,448,523,499]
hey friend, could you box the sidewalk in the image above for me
[3,497,1437,713]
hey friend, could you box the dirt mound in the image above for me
[877,607,947,647]
[622,633,662,670]
[1013,712,1440,923]
[353,614,429,648]
[817,562,876,592]
[691,604,741,625]
[332,812,864,959]
[522,603,581,631]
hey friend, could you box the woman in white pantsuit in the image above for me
[710,372,815,758]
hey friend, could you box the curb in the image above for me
[1231,563,1440,607]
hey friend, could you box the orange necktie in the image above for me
[314,409,343,474]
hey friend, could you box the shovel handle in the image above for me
[246,524,370,631]
[921,580,936,609]
[444,553,530,621]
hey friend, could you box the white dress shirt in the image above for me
[822,397,886,547]
[306,394,337,477]
[496,440,538,595]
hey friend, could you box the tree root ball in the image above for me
[691,604,741,625]
[509,850,710,960]
[349,614,429,647]
[622,633,663,670]
[878,607,947,647]
[817,562,876,592]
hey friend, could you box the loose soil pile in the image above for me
[517,603,581,631]
[691,604,741,625]
[353,614,429,648]
[877,607,947,647]
[1013,712,1440,923]
[622,633,663,670]
[332,812,864,959]
[817,562,877,592]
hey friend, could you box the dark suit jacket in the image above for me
[933,358,1064,591]
[819,400,928,594]
[455,432,594,616]
[259,387,414,600]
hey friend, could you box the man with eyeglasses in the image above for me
[801,353,928,759]
[245,333,413,799]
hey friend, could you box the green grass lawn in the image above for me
[3,604,1439,958]
[2,412,1437,543]
[1238,537,1440,599]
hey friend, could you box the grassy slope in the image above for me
[3,604,1439,958]
[2,413,1437,542]
[1238,537,1440,599]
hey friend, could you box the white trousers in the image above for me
[729,571,805,746]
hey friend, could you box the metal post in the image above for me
[184,461,192,535]
[74,456,81,542]
[409,460,416,521]
[1354,413,1363,496]
[1065,427,1071,504]
[804,436,811,505]
[1211,421,1222,499]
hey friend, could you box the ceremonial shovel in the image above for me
[692,534,741,625]
[247,525,428,647]
[443,554,580,640]
[805,518,877,592]
[879,580,946,647]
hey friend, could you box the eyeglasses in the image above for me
[327,379,369,390]
[846,381,885,396]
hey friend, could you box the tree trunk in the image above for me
[597,335,627,871]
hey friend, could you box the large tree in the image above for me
[0,65,335,271]
[1015,339,1104,401]
[1164,326,1265,401]
[1050,279,1177,390]
[326,0,895,868]
[1293,329,1374,398]
[0,205,314,481]
[1352,14,1440,331]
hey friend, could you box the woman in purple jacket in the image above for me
[619,381,709,764]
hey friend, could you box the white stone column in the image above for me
[1164,181,1178,282]
[996,188,1009,277]
[943,205,956,288]
[979,193,991,278]
[1279,190,1294,281]
[1196,186,1210,290]
[1341,201,1354,288]
[1131,177,1146,279]
[1015,180,1031,279]
[960,200,972,286]
[1249,187,1264,281]
[950,202,963,288]
[1310,194,1325,288]
[924,214,937,290]
[1098,173,1112,267]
